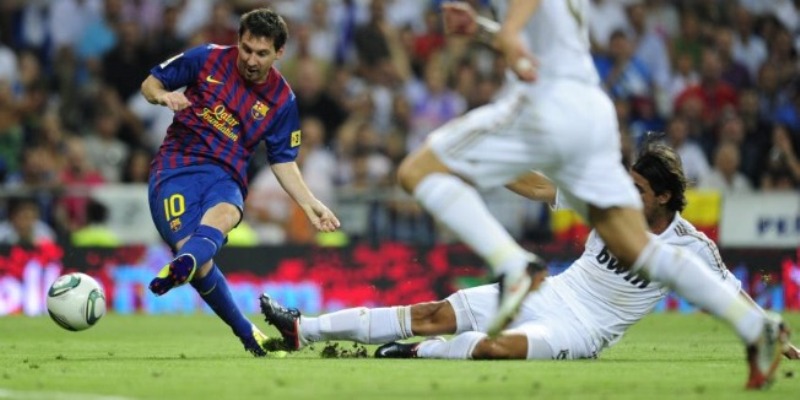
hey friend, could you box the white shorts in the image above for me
[447,283,599,360]
[428,80,642,218]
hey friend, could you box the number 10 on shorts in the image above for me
[163,193,185,221]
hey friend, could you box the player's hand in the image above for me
[158,92,192,111]
[496,30,538,82]
[442,2,478,36]
[784,343,800,360]
[301,200,341,232]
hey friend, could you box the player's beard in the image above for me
[238,62,267,84]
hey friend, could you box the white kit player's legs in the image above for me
[413,173,532,277]
[417,332,486,359]
[632,239,764,343]
[412,173,542,336]
[300,307,414,344]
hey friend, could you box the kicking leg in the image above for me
[150,203,240,295]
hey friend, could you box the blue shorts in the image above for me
[148,165,243,249]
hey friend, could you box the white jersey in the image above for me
[548,213,742,350]
[491,0,599,85]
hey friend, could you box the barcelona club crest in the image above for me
[251,101,269,120]
[169,218,182,232]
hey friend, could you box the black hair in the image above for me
[632,141,688,213]
[239,8,288,51]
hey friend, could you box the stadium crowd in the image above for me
[0,0,799,246]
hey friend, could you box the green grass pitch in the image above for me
[1,313,798,400]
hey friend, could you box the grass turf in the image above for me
[1,313,798,400]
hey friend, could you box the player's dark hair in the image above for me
[632,142,688,213]
[239,8,288,51]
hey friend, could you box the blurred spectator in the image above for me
[70,198,120,247]
[668,52,699,104]
[203,1,237,45]
[120,0,163,38]
[0,197,56,246]
[121,147,152,184]
[595,30,654,102]
[714,27,751,90]
[4,146,59,189]
[644,0,680,39]
[698,141,753,194]
[625,2,671,103]
[738,89,773,185]
[102,20,154,101]
[589,0,628,53]
[334,120,392,188]
[761,124,800,190]
[772,85,800,136]
[670,10,704,70]
[59,136,105,231]
[756,62,786,119]
[83,107,129,183]
[0,36,18,84]
[663,117,710,186]
[175,0,213,40]
[0,79,23,179]
[291,59,347,143]
[731,5,767,81]
[674,48,739,130]
[353,0,411,83]
[76,0,124,78]
[16,50,49,134]
[149,1,187,63]
[405,53,466,152]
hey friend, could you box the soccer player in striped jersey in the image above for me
[260,144,798,367]
[141,8,339,356]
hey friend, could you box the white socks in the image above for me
[299,306,414,344]
[632,239,763,343]
[417,332,487,359]
[414,173,531,276]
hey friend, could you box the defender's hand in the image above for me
[158,92,192,111]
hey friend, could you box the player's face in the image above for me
[630,171,659,225]
[237,31,284,84]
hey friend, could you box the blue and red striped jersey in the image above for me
[149,44,300,197]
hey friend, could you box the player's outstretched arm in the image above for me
[505,171,556,204]
[141,75,192,111]
[271,161,340,232]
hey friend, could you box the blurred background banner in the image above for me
[1,240,798,317]
[719,192,800,247]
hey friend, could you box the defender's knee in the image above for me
[411,301,456,336]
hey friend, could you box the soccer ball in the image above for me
[46,273,106,331]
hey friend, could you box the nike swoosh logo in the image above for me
[206,75,223,84]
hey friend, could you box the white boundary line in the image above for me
[0,388,136,400]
